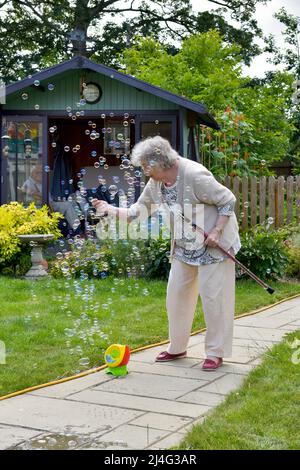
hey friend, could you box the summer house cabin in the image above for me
[0,56,218,233]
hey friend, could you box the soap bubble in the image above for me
[94,162,100,169]
[117,133,123,140]
[91,150,97,157]
[267,217,274,225]
[79,357,90,367]
[101,113,106,119]
[66,106,72,113]
[122,159,131,169]
[48,83,55,91]
[85,129,90,135]
[102,128,106,134]
[34,104,40,110]
[44,165,50,172]
[123,121,129,127]
[49,127,55,133]
[51,142,57,148]
[113,176,120,184]
[106,127,112,134]
[22,93,28,100]
[34,80,40,86]
[155,120,159,125]
[109,112,114,118]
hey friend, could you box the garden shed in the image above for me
[0,55,219,207]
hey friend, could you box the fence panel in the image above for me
[219,175,299,229]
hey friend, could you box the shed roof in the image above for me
[4,56,220,129]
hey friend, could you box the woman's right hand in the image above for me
[91,199,110,216]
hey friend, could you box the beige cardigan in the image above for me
[131,156,241,260]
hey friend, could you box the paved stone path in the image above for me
[1,296,299,450]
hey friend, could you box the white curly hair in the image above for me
[130,136,179,170]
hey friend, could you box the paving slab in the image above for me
[129,361,225,381]
[198,373,246,395]
[0,394,143,435]
[92,372,207,400]
[30,372,113,399]
[91,424,170,450]
[129,412,192,432]
[68,389,211,418]
[233,325,288,342]
[0,424,42,450]
[177,390,227,406]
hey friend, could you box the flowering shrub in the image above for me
[199,108,271,179]
[0,202,62,274]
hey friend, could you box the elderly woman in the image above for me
[93,136,241,371]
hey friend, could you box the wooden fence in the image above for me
[221,175,300,230]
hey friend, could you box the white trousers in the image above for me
[166,258,235,358]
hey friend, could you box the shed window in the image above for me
[103,120,131,156]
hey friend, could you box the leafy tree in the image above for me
[0,0,270,82]
[120,32,295,176]
[263,7,300,174]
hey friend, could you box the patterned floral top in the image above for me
[161,181,236,266]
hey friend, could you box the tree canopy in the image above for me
[119,32,295,176]
[0,0,270,82]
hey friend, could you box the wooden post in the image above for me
[233,176,240,221]
[242,176,249,230]
[277,176,285,227]
[250,176,257,227]
[259,176,266,225]
[286,176,294,224]
[268,176,276,229]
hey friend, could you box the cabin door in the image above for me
[1,115,47,206]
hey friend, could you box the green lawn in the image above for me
[0,275,300,397]
[174,330,300,450]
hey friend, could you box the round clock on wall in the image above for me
[82,82,102,104]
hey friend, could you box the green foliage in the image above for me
[285,229,300,279]
[285,247,300,279]
[0,0,268,82]
[237,225,291,280]
[49,238,112,279]
[120,33,295,176]
[0,202,62,274]
[50,236,171,281]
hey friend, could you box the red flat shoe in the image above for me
[202,357,223,371]
[155,351,187,362]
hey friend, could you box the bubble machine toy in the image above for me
[104,344,130,377]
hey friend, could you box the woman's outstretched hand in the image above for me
[91,199,110,216]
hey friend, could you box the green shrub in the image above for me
[284,229,300,279]
[0,202,62,275]
[237,225,291,280]
[285,247,300,279]
[50,236,171,280]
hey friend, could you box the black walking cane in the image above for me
[180,213,275,295]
